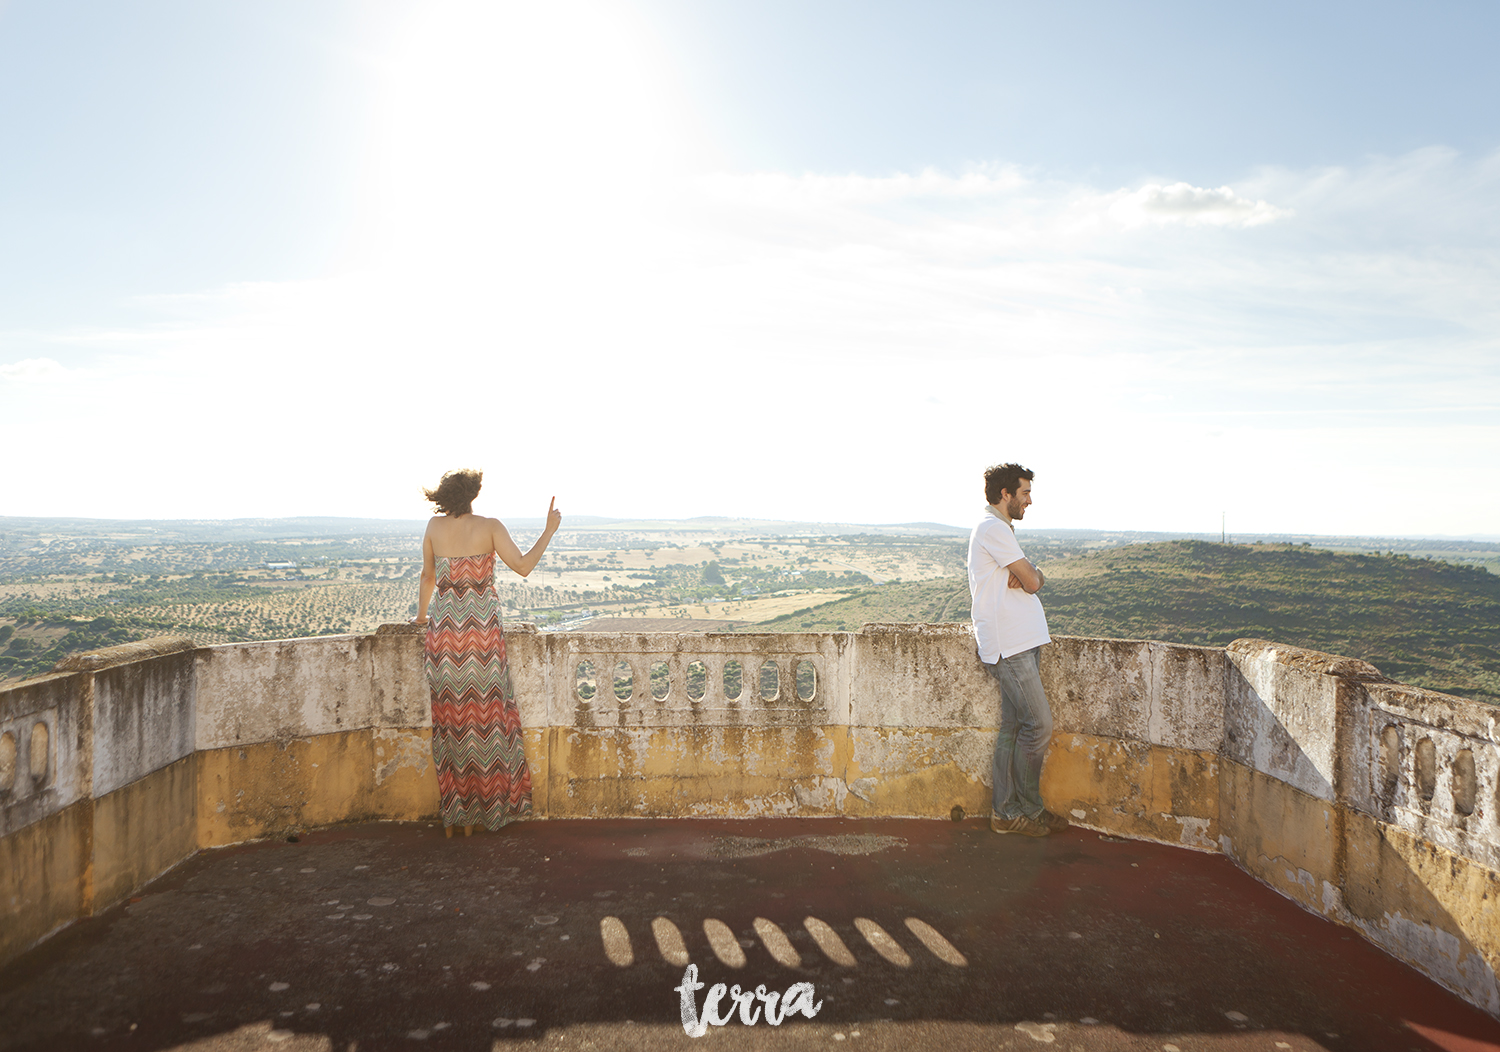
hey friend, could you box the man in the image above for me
[967,463,1068,837]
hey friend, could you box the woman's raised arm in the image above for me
[494,497,562,578]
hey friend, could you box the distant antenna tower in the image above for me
[1221,512,1226,544]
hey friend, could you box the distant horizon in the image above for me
[3,512,1496,547]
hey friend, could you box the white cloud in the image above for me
[0,357,70,383]
[1100,182,1291,229]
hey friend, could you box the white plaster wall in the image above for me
[365,622,545,730]
[850,623,995,728]
[1359,680,1500,873]
[369,626,430,729]
[7,624,1498,1021]
[1149,642,1225,752]
[91,651,196,797]
[9,623,1493,881]
[0,673,86,836]
[1042,637,1154,742]
[1224,641,1353,801]
[194,636,375,749]
[507,625,553,730]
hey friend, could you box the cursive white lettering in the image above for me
[781,982,823,1020]
[673,964,708,1038]
[673,967,818,1036]
[731,984,761,1025]
[755,984,784,1025]
[701,982,735,1028]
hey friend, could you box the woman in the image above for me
[413,469,561,836]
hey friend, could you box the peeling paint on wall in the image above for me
[373,728,429,786]
[1163,814,1215,851]
[793,776,848,811]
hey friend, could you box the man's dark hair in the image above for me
[983,463,1033,505]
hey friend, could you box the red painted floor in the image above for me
[1,818,1495,1051]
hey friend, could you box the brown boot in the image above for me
[990,814,1050,837]
[1038,809,1071,832]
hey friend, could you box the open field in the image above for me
[620,590,862,624]
[1,517,962,680]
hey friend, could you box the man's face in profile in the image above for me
[1003,479,1032,521]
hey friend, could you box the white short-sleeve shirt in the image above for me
[967,506,1051,663]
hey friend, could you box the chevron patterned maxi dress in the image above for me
[424,552,533,829]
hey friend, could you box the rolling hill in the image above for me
[749,540,1500,704]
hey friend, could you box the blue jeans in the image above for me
[982,647,1052,820]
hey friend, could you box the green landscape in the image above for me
[2,516,1497,705]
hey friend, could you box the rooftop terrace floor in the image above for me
[2,818,1496,1052]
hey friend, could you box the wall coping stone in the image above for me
[376,621,538,636]
[1227,637,1389,682]
[51,637,196,674]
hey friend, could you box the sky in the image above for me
[1,0,1497,537]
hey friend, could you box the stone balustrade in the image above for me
[1,623,1496,1017]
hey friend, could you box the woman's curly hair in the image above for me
[424,469,483,516]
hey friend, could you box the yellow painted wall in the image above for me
[842,727,988,819]
[1216,757,1500,1015]
[545,725,846,817]
[92,754,197,913]
[1219,760,1341,913]
[370,726,443,820]
[1044,733,1220,850]
[1343,812,1500,1013]
[0,799,92,965]
[198,730,440,847]
[18,720,1495,1015]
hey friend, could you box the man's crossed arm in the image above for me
[1006,558,1045,594]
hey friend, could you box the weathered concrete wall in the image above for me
[198,729,442,846]
[195,635,376,748]
[1343,816,1500,1017]
[2,623,1497,1020]
[842,624,993,817]
[0,671,93,964]
[833,627,1219,845]
[0,799,93,966]
[1220,639,1500,1017]
[1355,679,1500,872]
[529,628,848,816]
[84,643,201,915]
[92,754,197,911]
[1039,637,1226,851]
[0,642,199,966]
[91,645,196,798]
[0,671,89,839]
